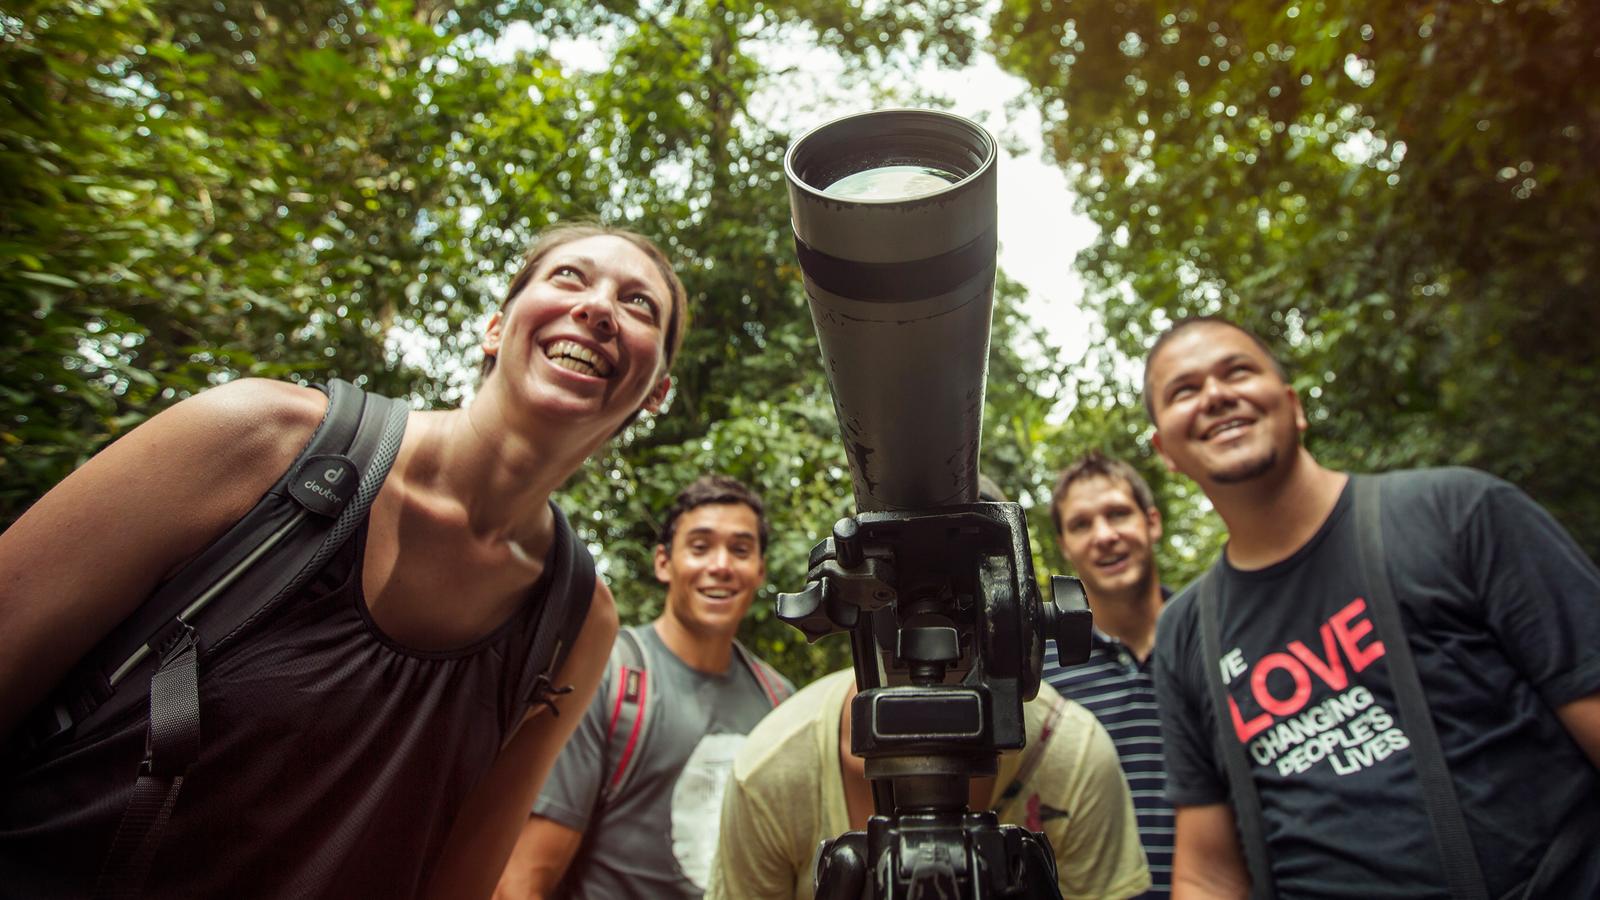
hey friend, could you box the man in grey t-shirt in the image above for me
[497,475,792,899]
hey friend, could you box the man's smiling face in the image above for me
[1056,474,1162,604]
[655,502,766,639]
[1148,321,1307,488]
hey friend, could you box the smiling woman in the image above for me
[482,223,688,380]
[0,223,690,898]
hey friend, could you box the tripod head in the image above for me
[777,503,1094,751]
[776,502,1094,898]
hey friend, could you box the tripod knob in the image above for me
[813,831,868,900]
[1045,575,1095,666]
[898,625,961,683]
[832,517,863,568]
[776,581,843,643]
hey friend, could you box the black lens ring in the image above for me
[794,226,998,304]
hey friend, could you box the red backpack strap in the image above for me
[733,641,790,707]
[600,626,651,807]
[997,690,1066,808]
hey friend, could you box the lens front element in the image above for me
[823,165,961,202]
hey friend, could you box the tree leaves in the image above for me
[8,0,1091,685]
[993,0,1600,561]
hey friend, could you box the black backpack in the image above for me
[9,379,591,898]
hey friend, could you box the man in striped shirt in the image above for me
[1043,452,1175,897]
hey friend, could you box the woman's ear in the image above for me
[642,375,672,414]
[481,311,504,358]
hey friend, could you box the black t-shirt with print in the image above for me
[1155,469,1600,898]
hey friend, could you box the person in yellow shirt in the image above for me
[706,668,1151,899]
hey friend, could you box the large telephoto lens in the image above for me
[785,109,998,512]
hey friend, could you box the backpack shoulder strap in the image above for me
[733,640,790,707]
[996,688,1066,808]
[22,379,406,752]
[1352,475,1488,900]
[86,378,408,898]
[1196,561,1276,900]
[599,625,654,807]
[515,502,596,721]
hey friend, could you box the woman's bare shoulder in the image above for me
[134,379,325,477]
[170,378,329,446]
[36,378,333,546]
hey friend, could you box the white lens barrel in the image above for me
[785,109,999,512]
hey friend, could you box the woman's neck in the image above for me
[411,386,603,546]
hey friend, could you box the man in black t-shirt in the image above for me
[1143,316,1600,898]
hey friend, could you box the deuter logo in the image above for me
[304,477,341,503]
[290,454,359,517]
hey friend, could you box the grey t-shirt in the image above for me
[534,624,789,899]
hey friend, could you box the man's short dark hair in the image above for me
[1049,451,1157,536]
[659,474,769,555]
[1142,315,1289,421]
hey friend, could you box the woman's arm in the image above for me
[426,577,620,900]
[0,379,325,739]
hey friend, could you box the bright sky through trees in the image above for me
[503,22,1101,369]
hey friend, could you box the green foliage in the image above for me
[4,0,1079,686]
[992,0,1600,559]
[2,0,529,515]
[981,302,1226,593]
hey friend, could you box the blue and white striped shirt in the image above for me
[1045,631,1174,898]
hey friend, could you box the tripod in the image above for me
[777,502,1093,900]
[811,750,1062,899]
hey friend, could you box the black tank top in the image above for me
[0,502,595,898]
